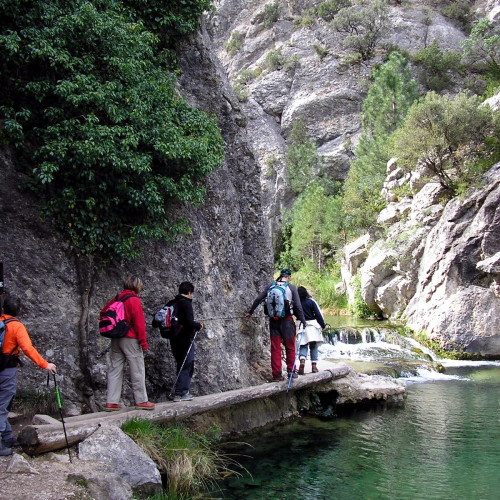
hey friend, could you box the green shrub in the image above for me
[265,48,300,73]
[313,44,329,60]
[236,67,261,84]
[233,83,250,102]
[263,1,280,28]
[440,0,473,33]
[351,274,373,318]
[225,30,245,56]
[461,18,500,85]
[412,40,461,92]
[266,48,286,71]
[317,0,352,22]
[390,91,500,193]
[331,0,389,61]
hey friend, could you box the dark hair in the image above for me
[2,295,21,316]
[179,281,195,295]
[297,286,310,301]
[123,275,144,294]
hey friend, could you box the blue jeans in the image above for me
[299,342,319,362]
[0,367,17,444]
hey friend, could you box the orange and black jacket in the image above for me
[0,314,49,369]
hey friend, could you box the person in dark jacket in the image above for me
[168,281,203,402]
[245,269,306,381]
[104,275,155,411]
[297,286,326,375]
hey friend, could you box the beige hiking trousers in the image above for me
[106,337,148,404]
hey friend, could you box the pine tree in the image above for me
[342,52,418,236]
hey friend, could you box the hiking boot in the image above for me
[173,394,182,402]
[180,393,194,401]
[272,375,285,382]
[312,362,319,373]
[104,403,121,412]
[2,437,19,448]
[0,445,13,457]
[288,371,298,379]
[135,401,155,410]
[298,359,305,375]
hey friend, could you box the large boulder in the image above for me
[403,164,500,355]
[78,425,162,496]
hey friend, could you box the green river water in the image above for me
[213,363,500,500]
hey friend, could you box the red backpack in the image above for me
[99,294,134,339]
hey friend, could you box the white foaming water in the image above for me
[439,359,500,368]
[320,340,406,361]
[400,367,470,384]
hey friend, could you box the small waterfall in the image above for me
[320,323,442,378]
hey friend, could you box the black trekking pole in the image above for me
[48,372,72,463]
[168,329,200,400]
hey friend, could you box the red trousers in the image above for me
[269,317,297,378]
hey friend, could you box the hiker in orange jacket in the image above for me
[0,294,56,456]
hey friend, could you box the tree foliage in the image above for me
[342,52,418,236]
[461,18,500,83]
[0,0,224,263]
[285,119,320,194]
[412,40,461,92]
[331,0,389,61]
[287,181,343,270]
[390,91,500,193]
[362,52,419,137]
[317,0,352,22]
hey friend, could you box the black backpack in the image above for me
[0,318,21,371]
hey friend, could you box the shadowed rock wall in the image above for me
[0,25,274,413]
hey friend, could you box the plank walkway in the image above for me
[19,364,351,455]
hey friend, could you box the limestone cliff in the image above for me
[341,157,500,356]
[208,0,471,245]
[0,26,273,412]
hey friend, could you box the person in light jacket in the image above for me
[297,286,326,375]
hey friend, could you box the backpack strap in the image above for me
[116,293,135,302]
[1,318,21,356]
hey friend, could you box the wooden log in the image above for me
[18,365,351,455]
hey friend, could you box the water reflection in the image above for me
[214,365,500,500]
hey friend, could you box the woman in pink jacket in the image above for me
[104,276,154,411]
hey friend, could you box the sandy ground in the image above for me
[0,450,95,500]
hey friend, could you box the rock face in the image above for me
[404,165,500,355]
[207,0,468,246]
[342,161,500,356]
[0,25,273,411]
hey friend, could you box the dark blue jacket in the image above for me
[300,297,326,329]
